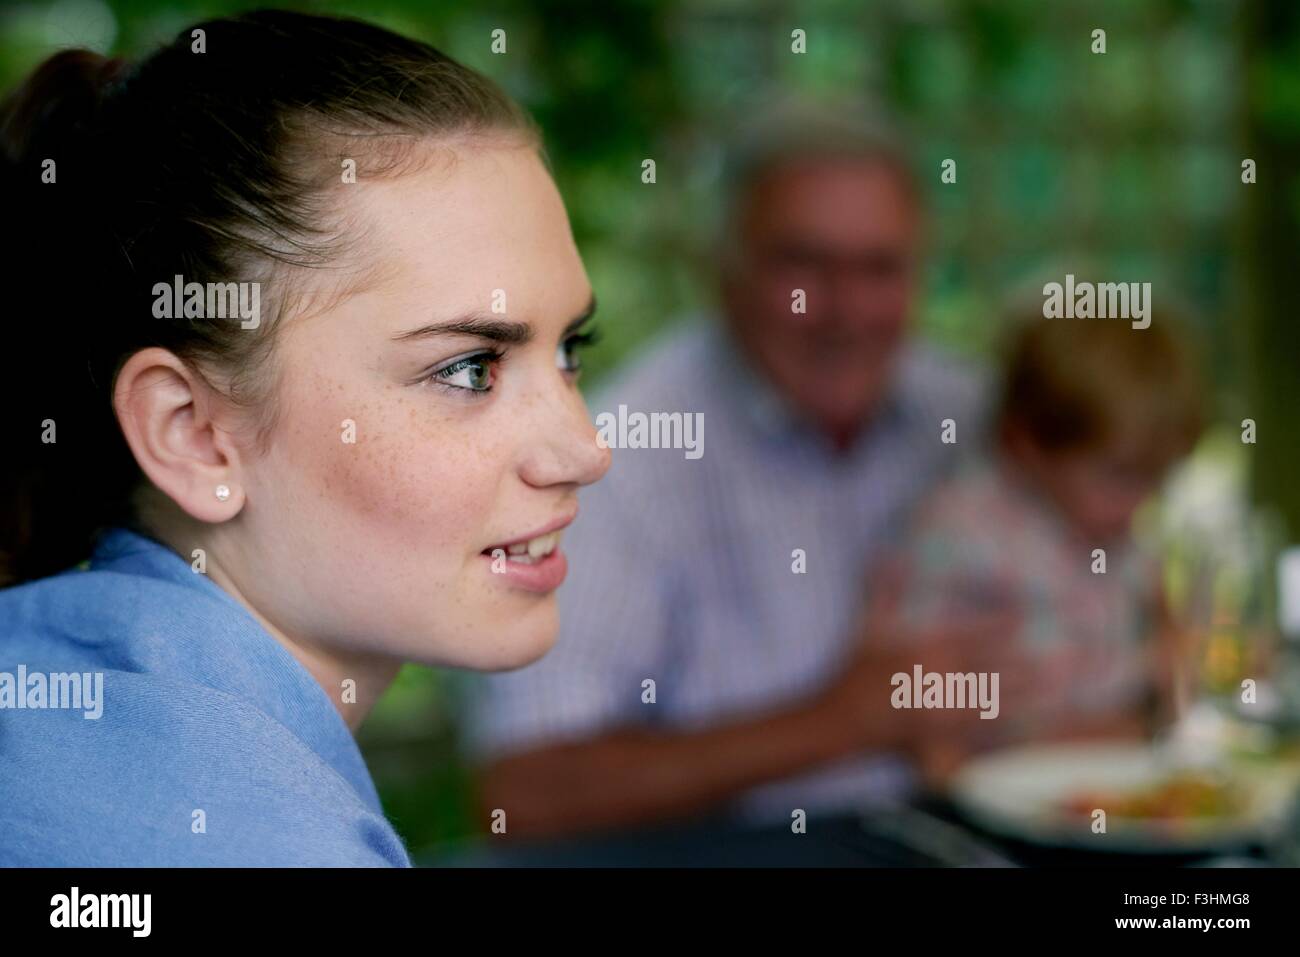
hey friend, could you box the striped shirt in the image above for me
[463,317,988,824]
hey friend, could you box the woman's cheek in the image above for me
[399,396,514,513]
[335,403,503,555]
[281,373,502,548]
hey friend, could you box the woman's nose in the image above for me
[519,385,611,490]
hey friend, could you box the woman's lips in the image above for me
[480,512,575,594]
[480,546,568,593]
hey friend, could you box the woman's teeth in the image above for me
[500,532,561,564]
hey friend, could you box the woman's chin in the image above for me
[484,626,558,670]
[465,602,560,671]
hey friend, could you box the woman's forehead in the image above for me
[350,142,580,292]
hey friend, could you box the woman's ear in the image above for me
[112,347,246,522]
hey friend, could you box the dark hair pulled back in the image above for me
[0,9,538,586]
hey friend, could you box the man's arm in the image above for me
[476,691,881,840]
[473,612,1021,840]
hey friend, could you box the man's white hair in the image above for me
[715,92,918,271]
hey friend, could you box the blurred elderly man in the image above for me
[464,99,995,842]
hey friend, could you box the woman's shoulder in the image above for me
[0,537,410,867]
[0,674,408,865]
[1,557,224,671]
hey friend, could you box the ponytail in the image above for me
[1,50,141,586]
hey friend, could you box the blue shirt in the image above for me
[0,527,410,866]
[464,319,988,824]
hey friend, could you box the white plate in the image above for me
[949,742,1297,854]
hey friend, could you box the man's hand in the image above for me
[812,557,1044,758]
[815,609,1036,754]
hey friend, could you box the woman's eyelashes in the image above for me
[558,325,600,374]
[424,349,502,394]
[420,324,599,396]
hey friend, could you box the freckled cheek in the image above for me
[307,402,504,556]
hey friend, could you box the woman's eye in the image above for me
[428,353,497,393]
[557,328,600,374]
[556,340,579,373]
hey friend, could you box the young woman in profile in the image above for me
[0,9,609,866]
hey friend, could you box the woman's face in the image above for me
[230,137,610,671]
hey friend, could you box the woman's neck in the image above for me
[138,493,399,733]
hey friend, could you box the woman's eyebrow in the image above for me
[392,293,597,345]
[391,315,533,345]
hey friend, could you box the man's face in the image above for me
[721,159,921,440]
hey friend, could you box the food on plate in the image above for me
[1059,771,1243,820]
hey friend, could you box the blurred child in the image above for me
[878,306,1205,778]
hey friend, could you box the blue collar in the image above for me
[88,526,387,815]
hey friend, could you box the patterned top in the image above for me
[883,454,1160,731]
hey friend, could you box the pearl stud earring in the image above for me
[215,484,231,502]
